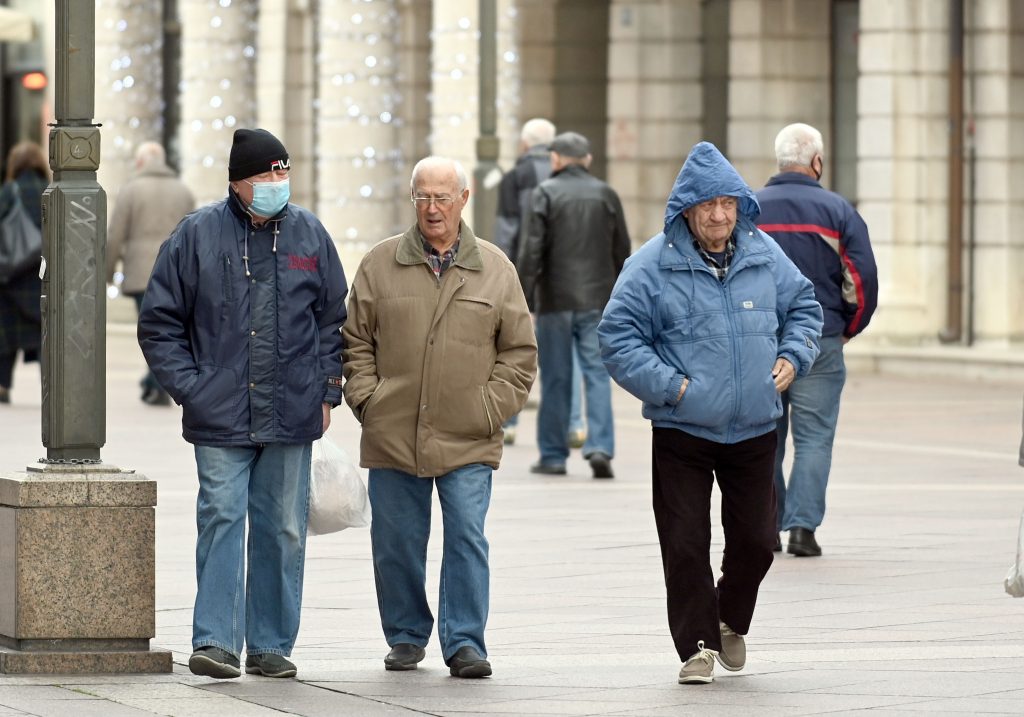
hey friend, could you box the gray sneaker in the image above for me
[188,646,241,679]
[678,640,716,684]
[717,622,745,671]
[245,653,297,678]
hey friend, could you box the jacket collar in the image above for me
[551,163,589,179]
[396,219,483,270]
[764,171,822,189]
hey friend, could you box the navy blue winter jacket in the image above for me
[599,142,822,444]
[138,191,348,446]
[756,173,877,338]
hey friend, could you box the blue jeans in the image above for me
[192,443,312,657]
[368,464,492,661]
[534,310,614,465]
[775,335,846,532]
[503,347,584,433]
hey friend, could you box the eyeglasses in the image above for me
[412,195,456,208]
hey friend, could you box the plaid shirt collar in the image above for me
[692,234,736,282]
[422,233,460,279]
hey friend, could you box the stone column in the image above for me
[94,0,164,198]
[256,0,316,209]
[430,0,480,219]
[857,0,950,341]
[966,1,1024,343]
[394,0,432,220]
[496,0,521,174]
[607,0,703,244]
[179,0,257,206]
[727,0,831,186]
[317,0,402,267]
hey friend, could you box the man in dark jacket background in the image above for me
[517,131,630,478]
[757,123,878,558]
[494,118,585,447]
[138,128,348,680]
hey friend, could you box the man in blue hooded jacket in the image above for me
[138,128,348,680]
[599,142,822,685]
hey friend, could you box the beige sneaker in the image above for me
[568,428,586,449]
[717,622,745,671]
[678,640,716,684]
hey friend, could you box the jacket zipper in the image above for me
[480,386,494,435]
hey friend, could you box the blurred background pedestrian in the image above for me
[494,118,587,448]
[106,141,195,406]
[0,141,47,405]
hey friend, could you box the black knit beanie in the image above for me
[228,128,290,181]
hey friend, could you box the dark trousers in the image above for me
[131,293,164,396]
[0,350,14,388]
[652,427,777,659]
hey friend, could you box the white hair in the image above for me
[409,156,469,193]
[774,123,824,170]
[134,141,166,165]
[520,118,555,147]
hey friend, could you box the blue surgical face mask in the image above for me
[246,177,290,217]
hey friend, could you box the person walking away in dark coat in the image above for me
[0,141,48,405]
[138,128,349,680]
[494,118,586,447]
[756,123,878,557]
[344,156,536,678]
[600,141,822,684]
[106,141,195,406]
[517,131,630,478]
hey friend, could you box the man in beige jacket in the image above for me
[343,156,537,679]
[107,141,195,405]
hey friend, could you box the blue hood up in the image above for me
[663,141,760,233]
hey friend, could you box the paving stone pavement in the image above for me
[2,326,1024,716]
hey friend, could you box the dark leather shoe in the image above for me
[587,452,614,479]
[384,643,425,671]
[787,527,822,557]
[245,653,297,678]
[530,462,566,475]
[188,646,241,679]
[773,533,782,552]
[447,646,492,678]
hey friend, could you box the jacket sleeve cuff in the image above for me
[323,376,343,407]
[666,373,686,406]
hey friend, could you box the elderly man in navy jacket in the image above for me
[139,128,348,680]
[756,123,878,558]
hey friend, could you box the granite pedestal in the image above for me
[0,463,171,673]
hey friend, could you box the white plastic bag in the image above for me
[1005,510,1024,597]
[308,436,370,535]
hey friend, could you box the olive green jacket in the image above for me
[343,221,537,476]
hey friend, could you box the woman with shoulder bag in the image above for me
[0,141,48,404]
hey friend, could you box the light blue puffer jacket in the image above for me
[598,142,823,444]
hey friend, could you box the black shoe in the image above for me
[447,646,492,678]
[245,653,297,678]
[529,462,566,475]
[0,387,9,404]
[587,452,614,479]
[787,527,822,557]
[384,643,426,671]
[773,533,782,552]
[188,646,241,679]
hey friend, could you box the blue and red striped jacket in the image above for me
[756,172,878,339]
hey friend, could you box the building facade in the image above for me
[35,0,1023,348]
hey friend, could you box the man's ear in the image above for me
[583,153,593,169]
